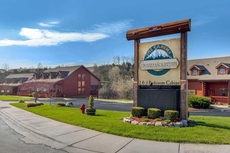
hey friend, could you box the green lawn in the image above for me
[11,103,230,144]
[0,95,32,101]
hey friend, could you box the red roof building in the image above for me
[0,65,100,98]
[188,56,230,104]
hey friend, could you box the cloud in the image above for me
[0,20,132,47]
[92,20,132,35]
[193,15,216,27]
[39,21,59,27]
[0,28,109,46]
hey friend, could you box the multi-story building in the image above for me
[188,56,230,104]
[0,65,100,98]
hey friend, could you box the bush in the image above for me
[131,107,146,118]
[37,102,44,106]
[56,102,66,106]
[88,95,94,109]
[164,110,179,121]
[164,119,171,123]
[188,94,210,108]
[143,117,149,122]
[148,108,161,119]
[18,100,25,103]
[27,102,44,107]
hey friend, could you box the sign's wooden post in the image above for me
[180,32,188,120]
[126,19,191,120]
[133,39,140,106]
[228,81,230,105]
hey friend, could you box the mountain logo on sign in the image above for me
[146,49,172,60]
[143,44,174,76]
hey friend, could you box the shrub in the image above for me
[27,102,44,107]
[37,102,44,106]
[164,119,171,123]
[86,95,96,115]
[28,94,33,97]
[18,100,25,103]
[143,117,149,122]
[131,107,145,118]
[188,94,210,109]
[88,95,94,109]
[56,102,66,106]
[148,108,161,119]
[164,110,179,121]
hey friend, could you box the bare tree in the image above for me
[2,63,10,76]
[117,56,120,65]
[113,56,121,65]
[130,56,134,65]
[113,56,117,65]
[121,56,129,64]
[37,63,43,73]
[19,80,55,103]
[2,63,9,72]
[108,66,120,82]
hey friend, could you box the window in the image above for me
[219,68,226,74]
[78,87,85,94]
[90,85,98,95]
[78,74,81,79]
[82,81,85,87]
[192,69,198,75]
[82,74,85,80]
[78,81,81,87]
[78,87,81,94]
[222,90,226,96]
[77,74,85,95]
[78,74,85,80]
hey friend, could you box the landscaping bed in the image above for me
[123,116,195,127]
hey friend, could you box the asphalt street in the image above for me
[38,98,133,111]
[0,117,66,153]
[37,98,230,117]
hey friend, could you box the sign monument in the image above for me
[126,19,191,120]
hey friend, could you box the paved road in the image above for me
[0,115,66,153]
[38,98,133,111]
[190,108,230,117]
[37,98,230,117]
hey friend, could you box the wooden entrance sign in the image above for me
[126,19,191,120]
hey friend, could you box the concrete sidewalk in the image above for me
[0,102,230,153]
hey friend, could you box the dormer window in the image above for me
[192,69,198,75]
[219,68,226,74]
[189,64,205,76]
[216,63,230,75]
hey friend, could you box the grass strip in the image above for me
[11,103,230,144]
[0,95,32,101]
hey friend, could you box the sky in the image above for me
[0,0,230,69]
